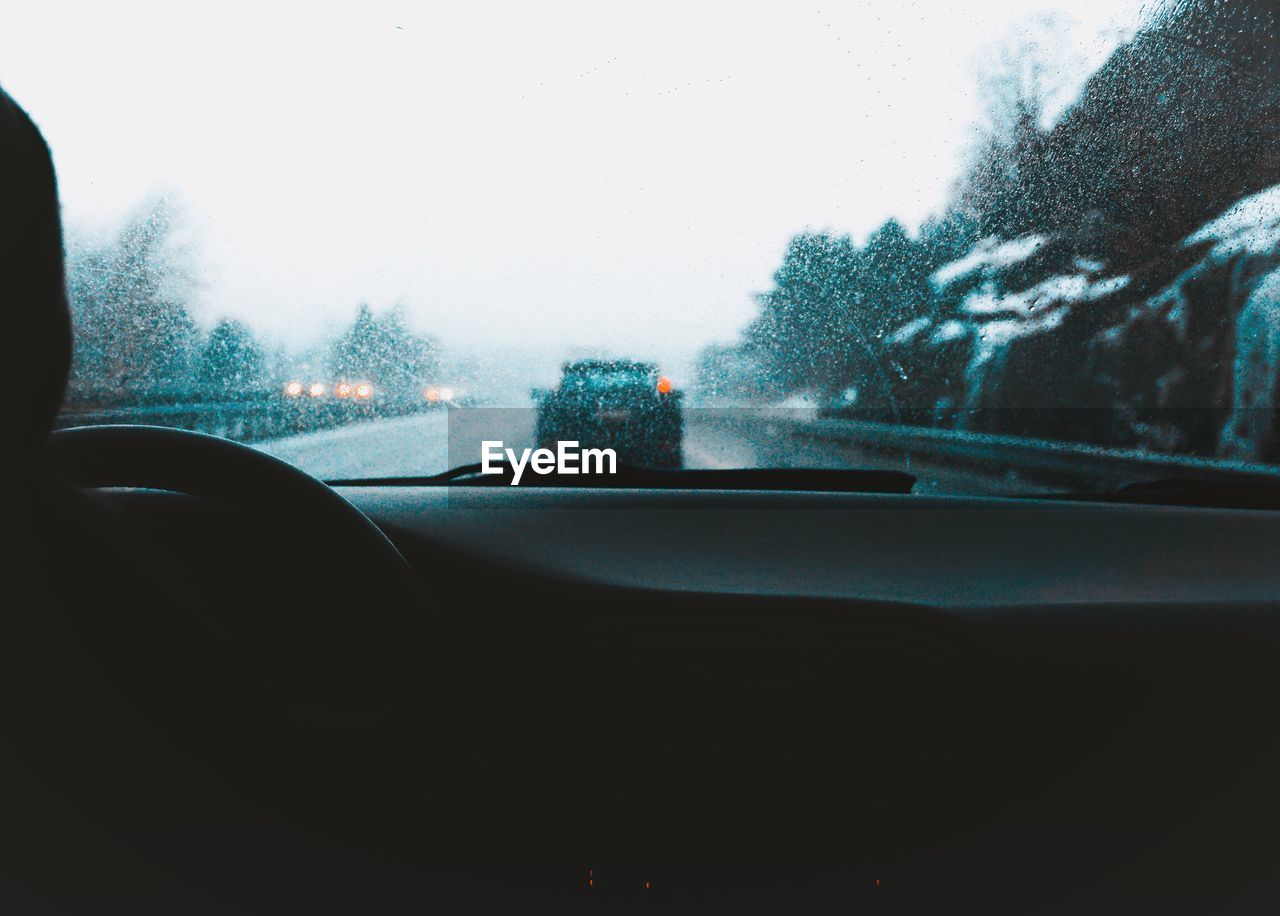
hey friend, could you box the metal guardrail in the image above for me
[55,397,434,444]
[797,415,1280,490]
[696,408,1280,491]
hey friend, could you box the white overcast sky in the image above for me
[2,0,1142,370]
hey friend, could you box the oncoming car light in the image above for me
[424,386,439,403]
[438,386,455,402]
[284,380,304,397]
[308,382,326,398]
[335,382,353,399]
[354,383,373,400]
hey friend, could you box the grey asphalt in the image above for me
[256,408,1024,495]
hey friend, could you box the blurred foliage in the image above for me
[327,303,442,397]
[702,0,1279,459]
[65,203,443,407]
[67,196,200,403]
[198,317,268,398]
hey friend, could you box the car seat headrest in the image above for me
[0,87,71,456]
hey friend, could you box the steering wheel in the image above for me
[50,425,414,580]
[47,424,425,727]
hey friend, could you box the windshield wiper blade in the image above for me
[334,462,915,494]
[1051,476,1280,511]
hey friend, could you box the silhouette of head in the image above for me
[0,88,70,456]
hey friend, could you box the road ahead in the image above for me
[256,408,1027,494]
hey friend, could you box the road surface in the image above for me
[256,408,1027,494]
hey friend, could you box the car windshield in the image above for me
[13,0,1279,495]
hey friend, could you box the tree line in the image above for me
[64,198,442,407]
[698,0,1279,427]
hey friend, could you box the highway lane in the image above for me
[256,409,790,480]
[257,411,453,479]
[256,408,545,479]
[256,408,1027,494]
[254,409,760,480]
[684,411,1033,495]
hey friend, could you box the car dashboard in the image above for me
[341,485,1280,608]
[86,482,1280,909]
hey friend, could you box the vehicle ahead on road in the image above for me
[533,359,682,469]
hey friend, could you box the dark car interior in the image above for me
[6,82,1280,916]
[22,426,1280,914]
